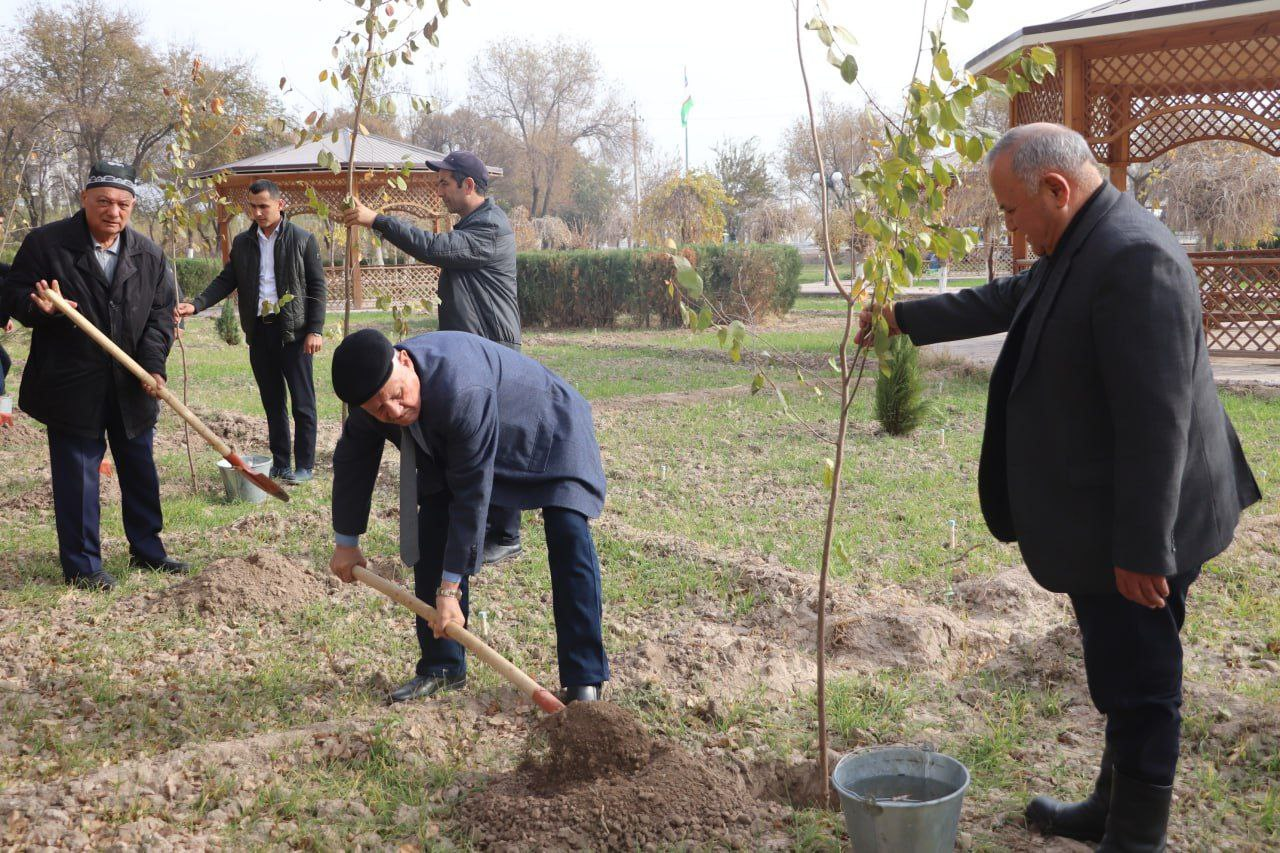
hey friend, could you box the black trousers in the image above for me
[412,490,609,687]
[1070,569,1198,787]
[485,504,521,545]
[248,321,317,471]
[0,344,10,396]
[47,393,166,580]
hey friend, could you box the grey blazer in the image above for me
[897,182,1260,594]
[332,331,605,575]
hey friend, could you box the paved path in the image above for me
[798,286,1280,387]
[920,333,1280,388]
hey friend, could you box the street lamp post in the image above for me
[812,170,853,290]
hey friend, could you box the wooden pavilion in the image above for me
[198,130,501,308]
[968,0,1280,357]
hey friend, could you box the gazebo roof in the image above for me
[967,0,1280,74]
[197,129,503,178]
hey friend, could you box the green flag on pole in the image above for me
[680,95,693,127]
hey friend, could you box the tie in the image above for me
[400,429,419,566]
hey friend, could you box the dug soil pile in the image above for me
[460,702,786,851]
[149,551,334,618]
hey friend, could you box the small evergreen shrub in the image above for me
[875,335,931,436]
[215,298,242,346]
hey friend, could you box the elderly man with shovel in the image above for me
[0,162,190,590]
[327,328,609,705]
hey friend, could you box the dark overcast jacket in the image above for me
[332,332,604,576]
[896,182,1260,594]
[1,211,175,439]
[191,219,325,346]
[372,198,520,346]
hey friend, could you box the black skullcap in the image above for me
[85,161,138,196]
[332,328,396,405]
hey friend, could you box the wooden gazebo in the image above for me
[199,130,501,308]
[969,0,1280,358]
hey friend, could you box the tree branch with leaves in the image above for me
[667,0,1055,803]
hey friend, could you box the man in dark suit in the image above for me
[860,123,1260,851]
[327,329,609,704]
[176,179,327,484]
[1,212,13,417]
[342,151,524,566]
[1,162,189,590]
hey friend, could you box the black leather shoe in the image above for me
[557,684,601,704]
[70,570,117,591]
[482,541,522,565]
[129,555,191,574]
[1097,769,1172,852]
[388,673,466,703]
[1026,745,1113,843]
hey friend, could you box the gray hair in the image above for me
[986,123,1097,192]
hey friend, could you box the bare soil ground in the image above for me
[0,326,1276,850]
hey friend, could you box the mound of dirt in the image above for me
[531,701,654,784]
[952,568,1059,618]
[614,630,814,703]
[983,623,1084,689]
[460,702,786,851]
[150,551,335,618]
[0,417,45,447]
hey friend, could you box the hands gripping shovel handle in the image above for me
[41,285,289,503]
[352,565,565,714]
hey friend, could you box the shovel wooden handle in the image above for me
[44,287,231,452]
[352,565,565,714]
[41,285,288,502]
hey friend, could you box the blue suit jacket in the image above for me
[332,331,606,575]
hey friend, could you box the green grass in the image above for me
[1,304,1277,850]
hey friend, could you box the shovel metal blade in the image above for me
[224,452,290,502]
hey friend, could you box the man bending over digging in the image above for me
[327,328,609,704]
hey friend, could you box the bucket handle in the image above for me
[837,742,939,813]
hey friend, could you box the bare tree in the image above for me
[779,96,884,208]
[712,137,776,242]
[469,37,628,217]
[1145,141,1280,250]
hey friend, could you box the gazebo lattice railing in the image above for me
[970,0,1280,358]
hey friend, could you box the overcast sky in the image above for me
[2,0,1095,168]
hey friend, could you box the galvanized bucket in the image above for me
[216,454,273,504]
[832,746,971,852]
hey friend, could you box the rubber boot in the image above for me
[1025,745,1113,843]
[1096,769,1172,852]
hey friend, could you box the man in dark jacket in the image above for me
[860,124,1260,851]
[341,151,524,566]
[1,212,12,412]
[0,162,188,590]
[176,179,326,483]
[327,329,608,705]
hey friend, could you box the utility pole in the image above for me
[631,102,640,248]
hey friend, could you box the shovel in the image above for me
[40,284,289,503]
[352,565,565,714]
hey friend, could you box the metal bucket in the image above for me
[832,746,971,853]
[216,455,273,504]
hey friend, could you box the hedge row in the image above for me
[516,243,800,328]
[171,244,801,329]
[174,258,223,300]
